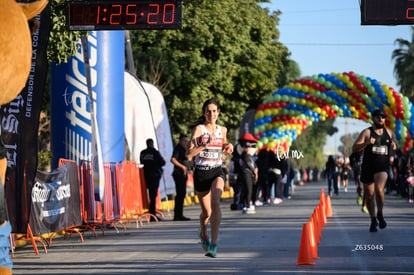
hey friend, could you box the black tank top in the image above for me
[361,127,391,172]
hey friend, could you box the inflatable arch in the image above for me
[253,71,414,154]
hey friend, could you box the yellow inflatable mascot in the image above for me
[0,0,48,273]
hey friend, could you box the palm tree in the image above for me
[392,26,414,100]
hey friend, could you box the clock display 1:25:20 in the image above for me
[67,0,182,30]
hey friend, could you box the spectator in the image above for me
[405,146,414,203]
[255,148,270,205]
[140,138,166,222]
[325,155,338,197]
[283,158,295,199]
[267,149,286,204]
[238,133,258,214]
[171,134,191,221]
[229,143,243,210]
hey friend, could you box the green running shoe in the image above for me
[361,206,368,214]
[199,231,210,252]
[357,195,363,206]
[205,244,217,258]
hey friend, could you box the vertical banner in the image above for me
[0,6,51,233]
[96,31,125,163]
[80,35,105,202]
[51,31,124,201]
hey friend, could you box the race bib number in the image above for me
[372,145,387,155]
[200,151,219,159]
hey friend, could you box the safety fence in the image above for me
[15,159,172,255]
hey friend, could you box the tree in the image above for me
[36,0,84,169]
[130,0,291,138]
[41,0,332,169]
[337,132,360,159]
[392,26,414,100]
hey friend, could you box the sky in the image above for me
[261,0,413,153]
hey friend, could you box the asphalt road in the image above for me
[10,180,414,275]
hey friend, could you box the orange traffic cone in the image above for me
[296,223,315,265]
[316,205,326,227]
[307,219,319,259]
[325,195,333,217]
[310,215,320,245]
[320,188,326,207]
[312,208,321,243]
[319,204,327,226]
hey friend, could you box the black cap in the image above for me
[372,109,385,117]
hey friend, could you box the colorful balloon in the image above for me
[254,72,413,153]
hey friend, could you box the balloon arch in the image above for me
[253,71,414,154]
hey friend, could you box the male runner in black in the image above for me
[352,109,397,232]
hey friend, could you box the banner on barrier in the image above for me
[29,163,82,235]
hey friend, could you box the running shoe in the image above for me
[409,198,413,204]
[205,244,217,258]
[369,218,378,232]
[254,200,263,207]
[377,213,387,229]
[361,206,368,214]
[246,205,256,214]
[199,231,210,252]
[273,198,282,204]
[356,195,363,206]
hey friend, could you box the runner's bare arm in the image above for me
[387,129,398,151]
[221,126,233,154]
[186,125,206,160]
[352,128,370,153]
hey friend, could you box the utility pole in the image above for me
[345,118,349,159]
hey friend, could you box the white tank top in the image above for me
[194,124,224,169]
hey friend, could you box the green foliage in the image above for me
[41,0,334,169]
[392,26,414,99]
[337,132,360,158]
[129,0,291,139]
[47,0,84,64]
[38,150,52,171]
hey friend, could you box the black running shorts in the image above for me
[193,166,225,192]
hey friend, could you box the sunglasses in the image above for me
[375,115,386,119]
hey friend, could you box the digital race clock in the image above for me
[67,0,182,30]
[361,0,414,25]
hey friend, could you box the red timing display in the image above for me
[361,0,414,25]
[67,0,182,30]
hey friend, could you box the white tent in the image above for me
[124,72,175,198]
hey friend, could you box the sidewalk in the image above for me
[11,180,414,274]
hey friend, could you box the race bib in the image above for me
[372,145,388,155]
[199,151,219,159]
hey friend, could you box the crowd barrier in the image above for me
[121,161,157,227]
[15,160,83,255]
[15,159,197,255]
[80,160,104,237]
